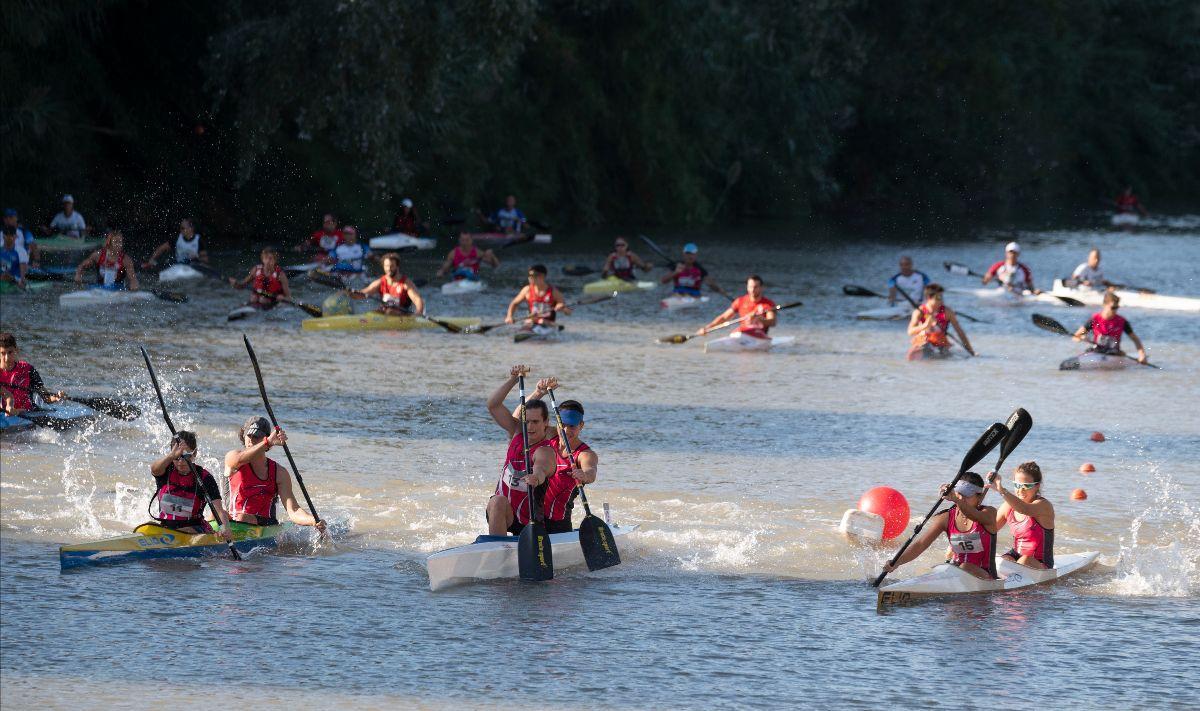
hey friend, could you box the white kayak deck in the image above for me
[877,551,1099,606]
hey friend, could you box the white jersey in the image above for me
[175,233,201,263]
[50,211,86,237]
[1071,263,1104,288]
[888,270,930,304]
[331,243,369,272]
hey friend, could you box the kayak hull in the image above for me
[157,264,204,282]
[514,324,561,343]
[703,331,791,353]
[1050,279,1199,313]
[1059,350,1132,371]
[877,551,1099,607]
[426,523,638,591]
[59,289,155,307]
[301,313,481,332]
[441,279,486,295]
[461,232,551,247]
[0,413,35,433]
[1111,213,1139,227]
[368,233,437,251]
[946,287,1065,307]
[661,294,710,311]
[59,522,289,570]
[583,276,655,295]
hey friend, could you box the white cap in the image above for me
[1005,241,1020,253]
[62,194,74,203]
[401,198,413,208]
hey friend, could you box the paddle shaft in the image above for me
[702,301,802,336]
[242,336,323,524]
[475,292,616,333]
[139,347,240,560]
[516,375,544,524]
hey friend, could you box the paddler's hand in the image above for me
[987,471,1002,491]
[74,271,84,285]
[268,428,287,447]
[1137,350,1147,364]
[569,466,589,483]
[521,473,545,487]
[559,305,573,316]
[504,314,515,325]
[536,377,558,392]
[47,391,66,403]
[228,277,238,287]
[218,525,234,543]
[314,519,328,535]
[509,364,529,378]
[695,327,708,336]
[939,483,956,502]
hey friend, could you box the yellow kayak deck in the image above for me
[301,313,481,332]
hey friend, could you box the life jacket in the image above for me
[544,440,589,522]
[394,212,419,236]
[1115,194,1139,213]
[673,264,704,296]
[913,303,950,348]
[946,505,997,578]
[610,253,634,281]
[150,464,215,525]
[97,248,126,287]
[0,361,34,411]
[379,274,412,309]
[451,247,481,277]
[494,433,554,525]
[731,294,776,334]
[527,283,556,323]
[175,233,201,263]
[1005,501,1054,567]
[252,264,284,298]
[229,458,280,524]
[1090,312,1127,352]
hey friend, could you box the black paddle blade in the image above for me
[1031,313,1070,336]
[423,316,462,333]
[307,270,345,289]
[579,515,621,571]
[562,265,594,276]
[294,301,323,317]
[960,422,1008,474]
[1052,294,1085,307]
[518,521,554,581]
[70,395,141,421]
[658,334,690,344]
[943,261,972,277]
[998,408,1033,465]
[843,285,882,298]
[152,289,188,303]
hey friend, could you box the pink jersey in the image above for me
[495,433,554,525]
[946,506,997,577]
[985,261,1033,290]
[451,246,481,275]
[543,441,589,522]
[1005,504,1054,567]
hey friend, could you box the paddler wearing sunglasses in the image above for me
[881,473,999,580]
[602,237,650,281]
[145,430,233,540]
[1072,291,1148,363]
[987,462,1054,570]
[222,416,325,532]
[486,367,559,536]
[512,379,598,533]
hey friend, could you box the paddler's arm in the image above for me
[355,277,384,298]
[28,368,64,402]
[552,287,572,315]
[278,271,292,300]
[704,276,731,299]
[122,255,140,291]
[631,252,651,271]
[1126,325,1148,363]
[482,249,500,269]
[521,446,557,487]
[601,253,616,277]
[883,511,948,572]
[698,307,736,335]
[202,474,235,542]
[906,309,932,337]
[74,250,99,284]
[1071,322,1090,342]
[947,309,976,356]
[487,365,527,436]
[569,448,597,485]
[143,241,172,268]
[406,282,425,315]
[435,251,454,276]
[660,263,683,284]
[150,441,189,477]
[222,431,280,469]
[512,377,558,419]
[275,465,324,531]
[941,485,999,533]
[229,268,254,289]
[504,288,528,324]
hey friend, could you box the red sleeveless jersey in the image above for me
[0,361,34,410]
[230,458,280,523]
[915,303,950,348]
[451,247,481,274]
[253,264,284,296]
[155,464,216,524]
[527,284,556,323]
[97,248,127,285]
[379,274,411,308]
[543,440,590,522]
[494,433,554,525]
[1089,312,1128,351]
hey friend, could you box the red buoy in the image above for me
[1090,431,1105,442]
[858,487,910,541]
[1080,462,1096,473]
[1072,488,1088,500]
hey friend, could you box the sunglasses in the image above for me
[615,242,627,247]
[1013,481,1039,490]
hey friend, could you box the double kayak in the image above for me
[441,279,486,295]
[703,331,794,353]
[877,551,1099,607]
[301,312,481,332]
[1059,350,1134,371]
[60,521,290,570]
[426,523,638,591]
[368,233,437,251]
[661,294,710,311]
[59,288,156,307]
[1049,279,1200,313]
[856,303,911,321]
[582,276,655,295]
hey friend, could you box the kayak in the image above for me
[59,288,155,307]
[1059,350,1133,371]
[157,264,204,282]
[856,303,911,321]
[1111,213,1140,227]
[514,324,562,343]
[59,521,290,570]
[461,232,552,247]
[583,276,655,295]
[0,413,35,434]
[35,235,103,253]
[946,287,1067,307]
[283,262,322,275]
[26,265,76,281]
[368,233,437,251]
[0,281,53,294]
[703,331,793,353]
[661,294,710,311]
[22,401,101,431]
[441,279,486,295]
[227,304,274,321]
[877,551,1100,607]
[906,343,955,361]
[301,312,481,332]
[1049,279,1200,313]
[426,522,638,591]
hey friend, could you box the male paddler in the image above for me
[887,256,930,306]
[486,366,558,536]
[354,251,424,315]
[223,417,325,532]
[982,241,1040,294]
[0,332,65,418]
[660,243,728,298]
[436,232,499,282]
[1067,249,1115,290]
[697,275,776,339]
[1072,291,1148,363]
[880,472,999,580]
[145,430,234,541]
[504,264,570,328]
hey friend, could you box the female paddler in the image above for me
[602,237,650,281]
[987,462,1054,569]
[352,251,424,315]
[74,229,140,291]
[485,366,558,536]
[881,472,999,580]
[222,417,325,532]
[143,430,233,541]
[906,283,976,359]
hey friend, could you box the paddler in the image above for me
[74,228,140,291]
[981,241,1040,294]
[327,225,373,275]
[887,256,930,306]
[1072,291,1148,363]
[1,226,28,289]
[142,218,209,270]
[146,430,234,541]
[0,332,65,418]
[436,232,499,282]
[1114,186,1148,219]
[392,198,427,236]
[881,473,999,580]
[486,366,558,536]
[1067,248,1115,290]
[602,236,650,281]
[907,284,976,358]
[490,195,526,234]
[543,393,597,533]
[504,264,570,328]
[353,251,424,315]
[223,417,325,532]
[697,275,776,337]
[3,209,39,268]
[987,462,1054,570]
[229,246,291,309]
[660,243,728,298]
[295,212,342,256]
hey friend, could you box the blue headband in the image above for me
[559,409,584,426]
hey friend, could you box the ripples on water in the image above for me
[2,220,1198,707]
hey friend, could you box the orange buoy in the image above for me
[1080,462,1096,473]
[1090,431,1105,442]
[858,486,910,541]
[1072,488,1088,500]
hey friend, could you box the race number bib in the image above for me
[100,267,119,287]
[949,532,983,555]
[159,493,195,518]
[532,302,551,316]
[502,464,529,492]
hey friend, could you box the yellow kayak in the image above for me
[582,276,655,294]
[59,521,288,569]
[301,312,481,332]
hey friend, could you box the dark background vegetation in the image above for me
[4,0,1198,242]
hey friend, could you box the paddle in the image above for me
[659,300,804,344]
[307,269,348,289]
[0,382,141,421]
[151,288,188,303]
[943,262,1083,307]
[466,292,619,334]
[842,284,987,324]
[516,374,554,581]
[638,234,678,269]
[562,265,595,277]
[242,335,327,534]
[140,346,240,561]
[546,389,620,571]
[981,409,1033,502]
[872,421,1008,588]
[347,291,464,333]
[229,288,322,319]
[1030,314,1160,369]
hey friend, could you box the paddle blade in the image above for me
[294,301,323,317]
[152,289,188,303]
[843,285,882,298]
[658,334,691,344]
[513,331,537,343]
[959,422,1008,474]
[578,291,618,306]
[562,265,594,276]
[997,408,1033,467]
[518,521,554,581]
[943,261,972,277]
[1052,294,1084,307]
[579,514,621,571]
[1031,313,1071,336]
[423,316,462,333]
[69,395,141,421]
[307,270,344,289]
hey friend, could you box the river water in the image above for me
[2,215,1198,708]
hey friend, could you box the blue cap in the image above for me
[2,208,16,217]
[683,243,698,254]
[559,409,584,426]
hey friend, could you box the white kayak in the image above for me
[368,233,437,251]
[514,324,561,343]
[157,264,204,282]
[426,523,638,591]
[661,294,710,311]
[441,279,486,295]
[856,303,911,321]
[946,286,1072,307]
[283,262,322,275]
[1050,279,1200,313]
[60,289,155,307]
[1111,213,1140,227]
[703,331,794,353]
[1059,350,1134,371]
[877,551,1099,607]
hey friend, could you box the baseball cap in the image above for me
[242,416,271,438]
[683,243,699,254]
[62,194,74,203]
[1005,241,1020,253]
[401,198,413,208]
[3,208,17,218]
